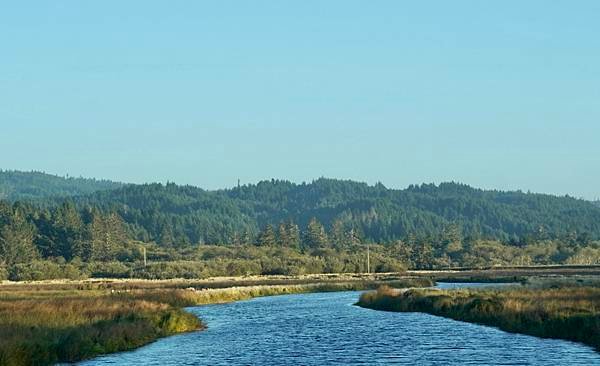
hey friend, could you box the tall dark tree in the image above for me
[441,223,463,259]
[286,221,301,249]
[258,224,277,247]
[158,225,175,247]
[278,222,289,247]
[411,238,434,269]
[44,201,85,260]
[0,210,38,265]
[303,218,328,249]
[331,219,346,249]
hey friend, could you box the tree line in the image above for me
[1,172,600,280]
[59,179,600,247]
[0,201,128,266]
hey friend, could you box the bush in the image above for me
[133,261,206,279]
[9,261,85,281]
[374,259,406,273]
[86,261,132,278]
[0,265,8,281]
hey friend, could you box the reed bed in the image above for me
[0,296,201,366]
[357,285,600,351]
[0,277,431,365]
[127,278,432,306]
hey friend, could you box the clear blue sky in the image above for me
[1,1,599,199]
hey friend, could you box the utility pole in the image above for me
[143,246,147,267]
[367,243,370,274]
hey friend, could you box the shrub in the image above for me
[9,261,85,281]
[0,266,8,281]
[86,261,132,278]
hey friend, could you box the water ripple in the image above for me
[80,291,600,365]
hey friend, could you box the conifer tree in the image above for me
[331,219,346,249]
[286,221,301,249]
[258,224,277,247]
[0,210,38,265]
[303,218,328,249]
[278,222,289,247]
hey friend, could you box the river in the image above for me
[80,284,600,365]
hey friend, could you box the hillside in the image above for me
[0,170,123,201]
[1,173,600,274]
[74,178,600,245]
[2,170,599,246]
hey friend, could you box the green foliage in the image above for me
[0,170,122,201]
[85,261,132,278]
[9,261,84,281]
[0,205,38,265]
[0,201,128,268]
[257,224,277,246]
[2,173,600,278]
[49,178,600,246]
[303,217,328,249]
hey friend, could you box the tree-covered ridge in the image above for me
[76,183,256,246]
[72,178,600,245]
[1,177,600,279]
[0,170,123,201]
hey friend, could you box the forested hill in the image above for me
[73,178,600,245]
[0,170,123,201]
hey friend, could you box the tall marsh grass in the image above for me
[0,294,202,366]
[357,285,600,351]
[0,277,432,365]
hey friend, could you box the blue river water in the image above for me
[80,284,600,365]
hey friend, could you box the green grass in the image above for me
[0,276,432,365]
[357,285,600,351]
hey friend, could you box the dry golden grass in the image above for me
[358,285,600,351]
[0,276,431,365]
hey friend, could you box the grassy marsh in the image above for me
[0,275,431,365]
[357,284,600,351]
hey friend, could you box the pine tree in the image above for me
[88,209,107,261]
[331,219,346,249]
[442,223,463,260]
[78,210,126,261]
[0,210,38,265]
[51,201,84,260]
[278,222,289,247]
[303,218,328,249]
[258,224,277,247]
[411,238,434,269]
[242,228,254,246]
[158,225,175,247]
[346,226,362,246]
[286,221,301,249]
[231,231,242,246]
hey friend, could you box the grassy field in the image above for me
[0,274,432,366]
[357,283,600,351]
[409,264,600,283]
[4,268,595,365]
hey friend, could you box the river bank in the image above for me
[357,284,600,351]
[0,275,431,366]
[80,289,600,366]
